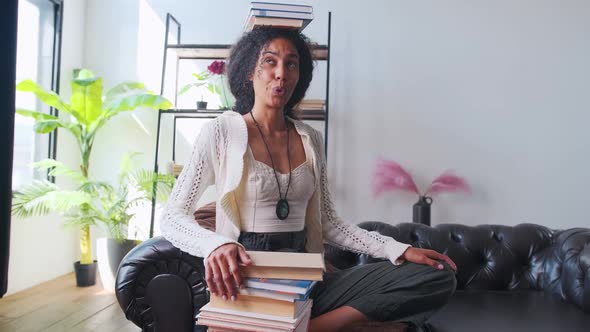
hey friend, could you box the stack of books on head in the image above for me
[196,251,325,332]
[244,2,314,32]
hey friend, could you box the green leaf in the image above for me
[119,152,142,178]
[34,120,61,133]
[178,82,205,96]
[16,80,69,110]
[63,122,83,140]
[12,180,59,218]
[71,77,103,125]
[13,182,93,220]
[31,159,86,183]
[16,109,58,121]
[16,109,63,134]
[103,92,172,113]
[16,80,74,115]
[192,71,210,81]
[78,181,114,194]
[63,208,100,228]
[105,82,145,100]
[207,83,216,94]
[132,169,175,202]
[43,190,94,214]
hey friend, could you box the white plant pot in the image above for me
[96,237,139,291]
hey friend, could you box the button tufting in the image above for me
[493,232,503,242]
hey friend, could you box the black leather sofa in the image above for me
[116,222,590,331]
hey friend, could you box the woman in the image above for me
[161,27,457,332]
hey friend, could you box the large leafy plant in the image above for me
[11,69,172,265]
[97,152,175,241]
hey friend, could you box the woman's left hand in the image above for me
[402,247,458,272]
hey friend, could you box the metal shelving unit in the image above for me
[149,13,332,237]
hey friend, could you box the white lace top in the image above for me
[236,146,315,233]
[159,111,411,264]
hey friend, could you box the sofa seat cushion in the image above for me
[428,290,590,332]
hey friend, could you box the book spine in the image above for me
[251,2,313,13]
[250,9,313,20]
[209,295,297,318]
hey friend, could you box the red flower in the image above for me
[207,61,225,75]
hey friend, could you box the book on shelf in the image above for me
[197,302,312,332]
[244,278,316,295]
[209,294,312,318]
[296,99,325,111]
[241,250,325,281]
[251,2,313,14]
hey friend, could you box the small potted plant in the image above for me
[179,71,209,110]
[179,60,234,110]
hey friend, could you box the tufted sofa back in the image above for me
[324,222,590,313]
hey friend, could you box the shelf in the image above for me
[150,12,332,237]
[162,108,325,121]
[168,44,328,60]
[161,109,224,114]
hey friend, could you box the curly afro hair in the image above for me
[226,27,314,118]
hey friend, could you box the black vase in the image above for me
[413,196,433,226]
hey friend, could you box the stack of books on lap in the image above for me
[244,2,314,32]
[196,251,325,332]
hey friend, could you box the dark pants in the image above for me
[237,231,457,327]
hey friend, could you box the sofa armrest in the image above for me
[544,228,590,313]
[115,236,209,332]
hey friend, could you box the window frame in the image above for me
[13,0,63,189]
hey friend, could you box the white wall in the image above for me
[328,0,590,229]
[7,0,88,295]
[80,0,590,239]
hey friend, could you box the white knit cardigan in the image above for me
[160,111,411,264]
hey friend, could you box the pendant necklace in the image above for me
[250,111,291,220]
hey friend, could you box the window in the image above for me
[13,0,61,189]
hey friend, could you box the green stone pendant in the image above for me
[276,199,290,220]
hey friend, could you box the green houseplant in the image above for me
[97,152,175,241]
[11,69,172,286]
[95,152,175,290]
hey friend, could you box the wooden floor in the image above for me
[0,273,138,332]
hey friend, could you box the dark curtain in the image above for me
[0,0,18,298]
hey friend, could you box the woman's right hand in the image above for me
[205,243,252,301]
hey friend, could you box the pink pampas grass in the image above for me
[373,158,470,198]
[373,158,419,197]
[425,170,471,196]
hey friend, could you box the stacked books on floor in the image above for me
[244,2,314,32]
[197,251,325,332]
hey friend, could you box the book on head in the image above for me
[244,2,313,32]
